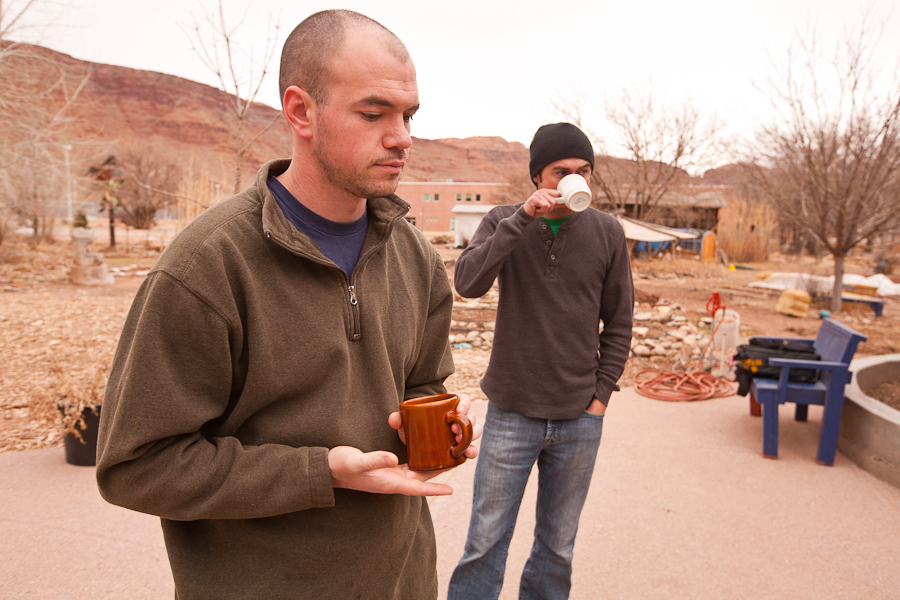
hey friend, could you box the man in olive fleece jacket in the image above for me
[448,123,633,600]
[97,11,478,600]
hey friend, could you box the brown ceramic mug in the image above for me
[399,394,474,471]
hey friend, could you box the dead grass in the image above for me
[0,237,150,452]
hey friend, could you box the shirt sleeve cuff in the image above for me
[306,447,336,509]
[595,382,620,406]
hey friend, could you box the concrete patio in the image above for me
[2,386,898,599]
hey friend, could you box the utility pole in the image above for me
[63,145,73,226]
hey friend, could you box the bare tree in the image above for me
[184,0,280,194]
[1,0,91,242]
[747,13,900,312]
[114,141,184,229]
[552,89,722,220]
[491,167,534,206]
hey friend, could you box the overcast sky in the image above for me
[18,0,900,149]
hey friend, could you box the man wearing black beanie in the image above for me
[448,123,633,600]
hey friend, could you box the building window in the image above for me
[476,194,482,202]
[434,193,440,202]
[423,193,430,202]
[456,194,462,202]
[450,218,456,231]
[465,194,472,202]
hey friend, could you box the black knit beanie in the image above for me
[528,123,595,184]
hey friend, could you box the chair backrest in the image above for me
[813,318,867,364]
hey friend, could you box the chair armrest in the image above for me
[768,358,848,372]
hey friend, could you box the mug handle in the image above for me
[445,411,473,459]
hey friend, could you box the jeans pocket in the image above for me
[581,410,606,421]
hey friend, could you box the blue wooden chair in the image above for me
[749,318,867,465]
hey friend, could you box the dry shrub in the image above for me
[32,363,109,441]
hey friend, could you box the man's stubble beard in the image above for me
[312,115,405,199]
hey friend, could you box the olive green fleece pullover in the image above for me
[96,159,454,600]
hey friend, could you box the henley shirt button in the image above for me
[551,255,556,260]
[546,240,552,245]
[541,224,547,229]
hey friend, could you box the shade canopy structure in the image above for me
[616,216,677,243]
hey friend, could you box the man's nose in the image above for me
[384,116,412,151]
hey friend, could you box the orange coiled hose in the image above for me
[634,368,736,401]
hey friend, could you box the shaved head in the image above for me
[279,10,411,106]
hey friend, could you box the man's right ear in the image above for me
[283,86,315,140]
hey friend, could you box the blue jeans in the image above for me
[447,402,605,600]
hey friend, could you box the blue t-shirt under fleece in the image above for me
[267,176,368,277]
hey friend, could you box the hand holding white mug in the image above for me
[522,188,562,218]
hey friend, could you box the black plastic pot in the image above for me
[58,403,101,466]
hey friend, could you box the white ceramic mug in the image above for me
[555,174,592,212]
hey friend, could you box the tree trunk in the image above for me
[108,204,116,248]
[830,254,844,313]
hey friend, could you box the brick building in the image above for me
[395,181,510,233]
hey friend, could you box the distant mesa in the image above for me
[6,43,530,185]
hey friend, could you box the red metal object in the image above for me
[706,292,725,318]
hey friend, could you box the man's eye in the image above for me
[403,114,414,123]
[362,113,380,121]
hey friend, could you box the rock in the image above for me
[632,345,651,356]
[69,265,115,286]
[633,312,653,321]
[480,331,494,343]
[632,326,650,337]
[651,345,668,356]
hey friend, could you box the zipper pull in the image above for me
[348,285,358,305]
